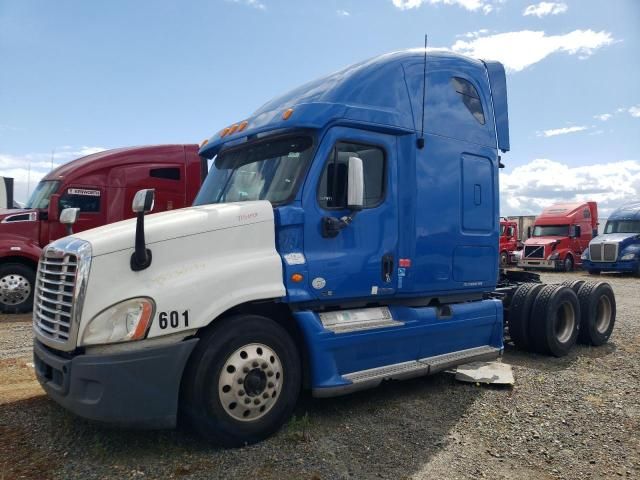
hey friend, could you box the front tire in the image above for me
[0,263,36,314]
[563,255,574,272]
[500,251,509,266]
[181,314,301,447]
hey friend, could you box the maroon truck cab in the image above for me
[499,218,520,265]
[0,144,205,313]
[518,201,598,272]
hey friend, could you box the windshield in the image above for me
[25,180,60,209]
[194,136,314,206]
[604,220,640,234]
[532,225,569,237]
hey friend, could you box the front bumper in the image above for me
[34,338,198,428]
[582,259,639,273]
[518,259,559,270]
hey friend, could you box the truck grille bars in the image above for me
[33,238,92,351]
[524,245,544,259]
[590,243,618,262]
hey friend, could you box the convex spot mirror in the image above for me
[347,156,364,211]
[59,208,80,225]
[132,189,155,214]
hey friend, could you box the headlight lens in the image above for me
[581,251,588,260]
[548,252,560,260]
[81,297,155,346]
[621,253,637,261]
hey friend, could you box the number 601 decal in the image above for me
[158,310,190,329]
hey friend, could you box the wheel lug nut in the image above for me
[267,371,273,377]
[239,390,245,396]
[243,367,249,373]
[261,363,268,369]
[252,361,259,368]
[262,392,269,399]
[268,382,274,388]
[237,378,243,384]
[253,398,260,405]
[245,398,251,404]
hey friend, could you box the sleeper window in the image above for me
[451,77,485,125]
[318,142,385,209]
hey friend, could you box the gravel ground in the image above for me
[0,271,638,480]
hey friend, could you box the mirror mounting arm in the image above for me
[321,212,360,238]
[130,211,153,271]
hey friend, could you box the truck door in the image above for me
[302,127,398,300]
[51,186,105,239]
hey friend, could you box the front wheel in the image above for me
[563,255,574,272]
[500,251,509,266]
[0,263,36,314]
[181,314,301,447]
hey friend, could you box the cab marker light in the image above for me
[228,124,239,135]
[200,138,209,148]
[291,273,304,283]
[220,127,230,137]
[238,120,248,132]
[282,108,294,120]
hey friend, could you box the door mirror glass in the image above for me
[47,194,60,221]
[347,156,364,211]
[59,208,80,225]
[132,189,155,213]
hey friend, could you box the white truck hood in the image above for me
[73,201,273,257]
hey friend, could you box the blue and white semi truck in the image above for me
[582,201,640,276]
[32,50,616,446]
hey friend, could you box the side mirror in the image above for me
[347,156,364,211]
[60,208,80,235]
[47,194,60,221]
[570,225,581,238]
[132,189,155,213]
[527,226,532,238]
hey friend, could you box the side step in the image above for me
[312,345,500,398]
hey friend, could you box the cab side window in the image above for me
[318,142,385,209]
[59,188,101,213]
[451,77,485,125]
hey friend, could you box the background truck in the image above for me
[518,201,598,272]
[499,217,521,265]
[582,201,640,275]
[32,50,616,447]
[0,176,14,209]
[0,145,205,313]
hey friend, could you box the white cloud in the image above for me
[523,2,567,17]
[500,158,640,217]
[451,29,615,72]
[594,113,612,121]
[225,0,266,10]
[629,105,640,118]
[538,126,588,137]
[336,9,350,16]
[0,146,106,204]
[391,0,498,13]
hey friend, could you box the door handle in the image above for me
[382,253,394,283]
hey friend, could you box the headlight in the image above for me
[581,251,588,260]
[548,252,559,260]
[81,297,155,346]
[621,253,637,261]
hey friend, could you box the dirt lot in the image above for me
[1,271,638,480]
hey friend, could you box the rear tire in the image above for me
[577,282,616,346]
[0,263,36,314]
[181,314,301,447]
[529,285,580,357]
[506,283,544,350]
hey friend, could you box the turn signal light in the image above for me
[282,108,294,120]
[291,273,304,283]
[200,138,209,148]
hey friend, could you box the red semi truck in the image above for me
[518,201,598,271]
[499,217,520,265]
[0,144,205,313]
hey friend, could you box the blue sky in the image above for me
[1,0,639,216]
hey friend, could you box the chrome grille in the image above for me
[33,251,77,342]
[524,245,544,259]
[33,238,91,351]
[590,243,618,262]
[603,244,618,262]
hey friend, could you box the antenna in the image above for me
[417,34,428,149]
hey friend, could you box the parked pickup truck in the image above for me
[0,145,205,313]
[33,50,616,447]
[582,201,640,275]
[518,202,598,272]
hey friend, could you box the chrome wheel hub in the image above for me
[218,343,283,422]
[595,295,612,334]
[0,274,31,306]
[555,301,576,344]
